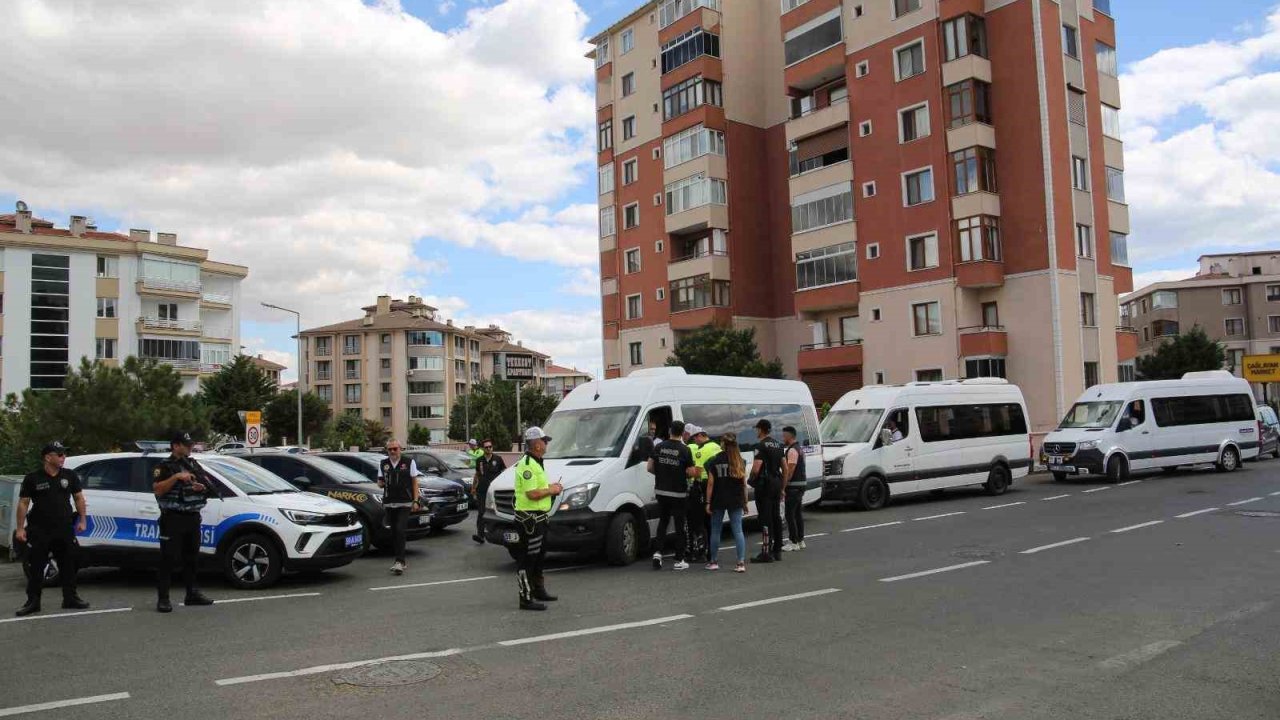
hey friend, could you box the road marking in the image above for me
[717,588,841,612]
[213,592,320,604]
[1042,494,1070,501]
[544,565,593,574]
[806,532,829,538]
[1226,497,1264,507]
[369,576,497,592]
[1083,487,1112,493]
[0,692,130,717]
[1020,537,1091,555]
[0,607,131,625]
[982,501,1025,510]
[879,561,990,583]
[1175,507,1219,519]
[216,649,463,686]
[498,614,694,647]
[1110,520,1164,534]
[1099,640,1182,671]
[1117,480,1142,486]
[913,511,966,522]
[841,521,903,533]
[1270,491,1280,497]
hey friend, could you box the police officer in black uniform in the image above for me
[471,439,506,545]
[749,419,785,563]
[153,432,214,613]
[15,441,90,617]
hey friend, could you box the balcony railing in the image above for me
[345,371,360,380]
[658,0,718,29]
[799,338,862,351]
[316,371,332,381]
[199,362,223,373]
[141,357,200,370]
[315,346,332,357]
[204,325,232,339]
[790,94,848,121]
[139,316,201,332]
[201,291,233,305]
[343,346,360,355]
[672,248,728,264]
[140,276,201,293]
[1117,324,1137,333]
[959,325,1006,334]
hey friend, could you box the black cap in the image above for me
[41,441,67,456]
[171,431,194,447]
[754,419,772,433]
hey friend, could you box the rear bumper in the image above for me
[482,509,611,552]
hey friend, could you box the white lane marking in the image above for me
[1110,520,1165,534]
[717,588,841,612]
[368,576,496,592]
[0,607,131,625]
[1269,491,1280,497]
[1020,537,1091,555]
[544,565,593,574]
[1042,494,1070,501]
[216,649,462,686]
[1175,507,1219,519]
[0,692,130,717]
[498,614,694,647]
[806,532,829,538]
[213,592,320,605]
[1099,640,1182,671]
[913,511,966,522]
[982,501,1025,510]
[841,521,903,533]
[1117,480,1142,486]
[879,561,990,583]
[1226,497,1264,507]
[1083,487,1112,493]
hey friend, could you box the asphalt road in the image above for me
[3,463,1280,720]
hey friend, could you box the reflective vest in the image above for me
[785,441,807,491]
[468,448,484,468]
[513,454,551,512]
[693,441,721,481]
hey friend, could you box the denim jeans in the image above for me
[708,507,746,564]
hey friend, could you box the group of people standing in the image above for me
[645,418,807,573]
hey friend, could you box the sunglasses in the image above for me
[51,451,66,457]
[387,447,402,452]
[482,446,493,450]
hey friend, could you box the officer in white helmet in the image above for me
[512,427,562,610]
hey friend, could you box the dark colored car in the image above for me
[1259,406,1280,458]
[318,452,471,531]
[401,449,480,507]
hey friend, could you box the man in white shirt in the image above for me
[377,440,423,575]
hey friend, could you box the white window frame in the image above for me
[791,182,854,234]
[625,248,642,274]
[901,166,935,207]
[628,341,643,365]
[915,368,944,382]
[96,297,118,318]
[911,301,942,337]
[1101,104,1121,139]
[1267,285,1280,302]
[595,37,610,68]
[622,115,637,141]
[662,124,726,170]
[621,29,634,54]
[656,287,666,301]
[1225,318,1246,336]
[893,0,923,19]
[898,101,930,143]
[96,255,119,279]
[1097,41,1118,77]
[783,8,844,68]
[1062,24,1079,58]
[600,206,616,238]
[623,158,639,186]
[621,72,635,97]
[95,337,117,360]
[906,232,939,271]
[1270,316,1280,334]
[625,293,643,320]
[859,120,873,137]
[622,202,639,229]
[598,162,614,195]
[871,307,882,322]
[1080,292,1097,327]
[873,370,886,384]
[856,60,870,78]
[866,243,880,260]
[665,174,727,215]
[893,38,926,82]
[1222,288,1243,305]
[1075,224,1093,258]
[862,181,877,198]
[655,240,665,254]
[1072,155,1089,191]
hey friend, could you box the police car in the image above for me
[38,452,365,590]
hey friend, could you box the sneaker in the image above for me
[782,542,799,552]
[735,562,746,573]
[391,561,404,575]
[673,560,689,570]
[472,534,485,545]
[652,552,663,570]
[799,541,807,550]
[705,562,719,571]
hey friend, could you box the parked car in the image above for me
[50,453,363,589]
[317,452,472,530]
[401,449,477,503]
[1258,405,1280,459]
[215,441,246,453]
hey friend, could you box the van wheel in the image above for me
[1105,455,1128,483]
[1051,472,1068,482]
[222,533,283,589]
[854,476,888,511]
[605,512,640,566]
[1216,446,1241,473]
[983,466,1011,496]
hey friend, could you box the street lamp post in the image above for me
[261,302,303,449]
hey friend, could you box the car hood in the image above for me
[421,476,466,493]
[1043,428,1110,443]
[255,490,355,514]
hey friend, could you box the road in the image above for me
[2,464,1280,719]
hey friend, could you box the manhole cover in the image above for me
[1236,511,1280,518]
[334,661,442,688]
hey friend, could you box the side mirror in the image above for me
[879,428,894,446]
[426,467,442,476]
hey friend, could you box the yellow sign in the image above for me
[245,411,262,424]
[1242,355,1280,383]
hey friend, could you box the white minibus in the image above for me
[481,368,822,565]
[1042,370,1259,481]
[819,379,1032,510]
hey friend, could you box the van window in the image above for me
[821,409,884,443]
[542,406,641,459]
[682,403,817,451]
[1151,394,1253,427]
[915,403,1027,443]
[1059,401,1122,429]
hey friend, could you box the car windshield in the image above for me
[820,409,885,444]
[201,457,301,495]
[306,456,376,485]
[542,406,641,459]
[434,450,473,471]
[1059,401,1124,429]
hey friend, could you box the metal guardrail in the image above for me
[140,276,201,293]
[799,339,863,351]
[671,249,728,263]
[201,292,233,304]
[958,325,1007,334]
[139,316,202,332]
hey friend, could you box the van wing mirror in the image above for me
[879,428,894,446]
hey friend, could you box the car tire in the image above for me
[22,556,61,588]
[1216,446,1241,473]
[359,518,379,553]
[1051,471,1069,482]
[983,465,1011,496]
[853,475,888,511]
[222,533,283,590]
[605,512,640,566]
[1105,455,1128,483]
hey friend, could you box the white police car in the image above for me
[45,452,365,590]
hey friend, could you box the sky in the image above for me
[2,0,1279,382]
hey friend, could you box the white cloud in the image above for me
[559,267,600,296]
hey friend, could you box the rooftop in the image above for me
[249,354,287,372]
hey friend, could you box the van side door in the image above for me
[1116,400,1156,469]
[881,408,917,494]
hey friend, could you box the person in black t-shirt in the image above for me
[705,433,749,573]
[646,420,697,570]
[472,439,506,544]
[749,419,785,563]
[15,441,90,617]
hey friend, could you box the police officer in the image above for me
[687,425,720,564]
[781,425,807,552]
[466,439,483,468]
[749,419,785,563]
[471,439,506,545]
[15,441,90,617]
[513,427,561,611]
[153,432,214,613]
[378,439,423,575]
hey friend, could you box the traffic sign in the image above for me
[245,410,262,448]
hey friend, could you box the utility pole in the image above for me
[515,380,522,452]
[261,302,303,449]
[464,391,470,441]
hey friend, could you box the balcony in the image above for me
[658,0,719,30]
[200,291,233,308]
[137,316,202,335]
[798,339,863,373]
[955,260,1005,288]
[786,97,849,145]
[203,325,232,341]
[958,326,1009,357]
[1113,264,1133,294]
[666,199,728,235]
[1117,326,1138,362]
[1095,0,1112,17]
[316,370,332,382]
[784,35,845,94]
[794,281,859,316]
[138,276,201,299]
[668,249,730,282]
[670,305,732,330]
[790,158,851,199]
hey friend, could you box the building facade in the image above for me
[250,354,287,387]
[545,364,594,397]
[0,206,246,396]
[592,0,1133,435]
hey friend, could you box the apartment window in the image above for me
[1102,104,1121,138]
[96,297,117,318]
[1216,289,1244,308]
[622,116,636,141]
[384,333,394,346]
[157,303,178,321]
[956,215,1001,262]
[782,0,811,10]
[662,125,725,169]
[1227,348,1246,373]
[1076,224,1093,258]
[903,167,935,206]
[661,28,720,74]
[1268,285,1280,301]
[895,40,925,81]
[871,308,882,322]
[621,28,634,54]
[664,174,727,215]
[626,294,643,319]
[629,342,643,366]
[95,338,117,360]
[784,9,843,66]
[873,370,886,384]
[1271,316,1280,333]
[95,255,119,279]
[1096,42,1118,77]
[316,360,332,381]
[623,203,640,230]
[600,206,616,237]
[598,163,614,195]
[1153,290,1178,309]
[409,406,446,419]
[662,76,722,121]
[598,119,613,151]
[965,357,1006,379]
[315,385,333,403]
[791,142,849,176]
[795,242,858,290]
[1226,318,1246,336]
[670,274,730,312]
[316,337,332,356]
[856,60,869,78]
[625,248,642,274]
[894,0,922,18]
[944,79,992,129]
[1068,89,1086,125]
[913,302,942,336]
[406,331,443,346]
[344,384,362,404]
[408,381,444,394]
[341,359,359,380]
[859,120,872,137]
[866,243,880,260]
[791,183,854,233]
[863,181,877,198]
[907,233,939,271]
[1080,292,1096,326]
[340,335,359,354]
[941,15,987,62]
[1105,167,1126,203]
[595,37,610,68]
[951,147,997,195]
[408,355,445,371]
[1084,361,1099,389]
[1142,327,1150,342]
[655,240,665,254]
[982,302,1000,327]
[1071,156,1089,190]
[1062,25,1079,58]
[899,103,930,142]
[1111,233,1130,266]
[1118,363,1136,383]
[622,72,635,97]
[656,287,666,301]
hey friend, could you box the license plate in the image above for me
[456,502,470,512]
[1049,465,1077,473]
[503,531,520,544]
[1048,455,1063,464]
[344,534,362,549]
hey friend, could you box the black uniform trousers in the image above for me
[474,481,491,537]
[157,511,202,600]
[651,495,687,562]
[685,481,708,562]
[25,525,79,602]
[384,507,411,563]
[755,478,784,557]
[513,510,549,602]
[784,485,806,544]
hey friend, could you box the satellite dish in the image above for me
[15,200,28,212]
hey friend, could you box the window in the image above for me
[1152,319,1180,337]
[1227,348,1246,373]
[669,274,730,312]
[137,338,200,361]
[96,297,117,318]
[406,331,443,346]
[408,381,444,394]
[952,147,997,195]
[945,79,992,128]
[965,357,1006,379]
[1083,361,1099,388]
[157,303,178,320]
[622,116,636,141]
[1270,316,1280,333]
[316,385,332,403]
[863,181,877,198]
[1225,318,1245,336]
[343,335,360,354]
[874,371,886,384]
[141,257,199,288]
[982,301,999,327]
[95,338,116,360]
[408,355,445,371]
[1062,25,1079,58]
[662,76,722,120]
[629,341,643,365]
[1068,89,1086,125]
[1105,166,1126,203]
[908,233,939,271]
[1142,327,1150,342]
[625,248,642,274]
[1080,292,1096,326]
[1223,288,1243,305]
[1118,363,1136,382]
[664,174,727,214]
[621,73,635,97]
[895,40,925,80]
[916,369,944,382]
[1151,394,1254,427]
[621,28,634,54]
[791,144,849,175]
[866,243,880,260]
[941,15,987,62]
[871,308,882,322]
[1268,285,1280,302]
[623,203,640,229]
[656,240,665,254]
[791,183,854,233]
[681,403,818,451]
[659,0,721,29]
[956,215,1001,262]
[622,159,638,186]
[915,402,1028,441]
[1076,224,1093,258]
[1096,42,1118,77]
[1111,232,1129,267]
[795,243,857,290]
[316,360,332,381]
[894,0,922,18]
[1071,156,1089,191]
[784,9,843,66]
[1102,104,1121,138]
[900,103,929,142]
[598,119,613,151]
[626,294,642,319]
[661,28,720,74]
[662,125,725,169]
[656,287,665,301]
[344,384,362,404]
[912,302,941,336]
[315,337,332,356]
[782,0,810,10]
[856,60,869,78]
[96,256,119,279]
[600,206,616,237]
[595,37,610,68]
[345,359,360,379]
[1152,291,1178,309]
[903,168,934,206]
[409,405,446,419]
[859,120,872,137]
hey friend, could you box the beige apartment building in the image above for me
[250,354,287,387]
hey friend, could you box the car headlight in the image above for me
[557,482,600,512]
[826,456,845,476]
[280,508,326,525]
[1077,440,1099,450]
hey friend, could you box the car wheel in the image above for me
[222,533,283,589]
[22,556,62,588]
[605,512,640,566]
[1051,471,1068,482]
[854,476,888,511]
[1105,455,1128,483]
[1216,446,1241,473]
[983,465,1011,496]
[359,518,379,553]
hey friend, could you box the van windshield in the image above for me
[820,409,885,444]
[1059,401,1123,429]
[543,406,641,459]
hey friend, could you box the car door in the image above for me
[77,458,156,552]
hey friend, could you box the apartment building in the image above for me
[593,0,1133,434]
[473,325,550,384]
[250,354,287,387]
[545,364,594,398]
[0,204,246,396]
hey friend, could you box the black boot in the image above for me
[61,595,90,610]
[532,582,557,602]
[157,597,173,613]
[184,590,214,606]
[15,599,40,617]
[519,598,547,611]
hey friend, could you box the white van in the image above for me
[481,368,822,565]
[1042,370,1259,481]
[819,379,1032,510]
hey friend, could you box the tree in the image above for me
[263,390,331,446]
[448,379,558,448]
[665,326,785,378]
[315,413,368,451]
[198,355,278,438]
[407,425,433,446]
[1136,326,1227,380]
[364,419,391,448]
